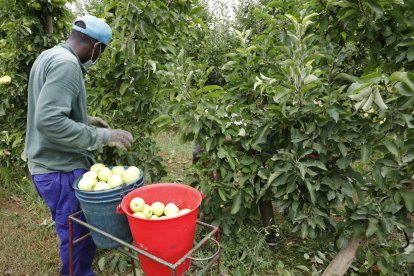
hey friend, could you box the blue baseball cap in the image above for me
[72,14,112,46]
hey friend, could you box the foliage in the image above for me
[0,0,74,168]
[165,0,414,273]
[84,0,205,181]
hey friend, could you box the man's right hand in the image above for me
[108,129,133,151]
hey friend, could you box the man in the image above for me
[24,15,132,275]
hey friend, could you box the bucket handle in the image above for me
[116,204,125,215]
[187,238,220,262]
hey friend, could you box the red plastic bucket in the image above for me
[118,183,204,276]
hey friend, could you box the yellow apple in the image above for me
[122,166,141,184]
[143,204,153,218]
[164,203,179,217]
[90,163,105,173]
[94,181,111,191]
[107,173,123,188]
[130,197,145,213]
[82,171,98,180]
[179,208,191,215]
[78,177,97,191]
[111,166,125,174]
[98,167,112,181]
[132,212,146,219]
[151,202,165,217]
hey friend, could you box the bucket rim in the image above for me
[120,183,204,219]
[73,167,144,195]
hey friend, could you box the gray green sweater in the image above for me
[25,43,110,175]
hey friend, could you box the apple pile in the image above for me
[129,197,191,220]
[78,163,141,192]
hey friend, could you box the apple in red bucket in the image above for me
[151,202,165,217]
[130,197,145,213]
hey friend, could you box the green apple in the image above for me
[82,171,98,180]
[132,212,146,219]
[0,75,12,85]
[90,163,105,173]
[94,181,111,191]
[111,166,125,174]
[142,204,153,218]
[150,215,160,220]
[164,203,179,217]
[107,173,123,188]
[122,166,141,184]
[166,211,179,218]
[179,208,191,215]
[78,177,97,191]
[151,202,165,217]
[130,197,145,213]
[98,167,112,181]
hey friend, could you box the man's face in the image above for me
[90,41,103,62]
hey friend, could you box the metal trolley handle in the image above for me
[187,238,220,262]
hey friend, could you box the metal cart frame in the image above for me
[68,210,221,276]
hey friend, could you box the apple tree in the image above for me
[0,0,74,171]
[163,0,414,274]
[84,0,205,181]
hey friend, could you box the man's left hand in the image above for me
[88,116,110,128]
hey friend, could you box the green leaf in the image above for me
[383,140,399,156]
[327,109,339,123]
[366,2,384,20]
[295,265,310,272]
[361,144,371,164]
[338,143,348,157]
[218,189,227,202]
[336,157,351,169]
[366,250,375,267]
[305,179,316,203]
[217,148,225,159]
[373,164,384,188]
[366,219,378,237]
[401,192,414,212]
[189,6,204,16]
[336,235,348,249]
[147,60,156,72]
[119,82,129,95]
[195,85,223,94]
[390,72,414,92]
[231,193,242,215]
[98,257,105,271]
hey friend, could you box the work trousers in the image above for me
[32,169,95,276]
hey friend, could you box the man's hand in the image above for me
[88,116,110,128]
[108,129,133,151]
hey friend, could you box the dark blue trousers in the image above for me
[32,169,95,276]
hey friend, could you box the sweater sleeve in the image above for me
[35,59,110,150]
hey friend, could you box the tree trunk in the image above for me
[258,199,277,244]
[322,236,365,276]
[45,14,53,34]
